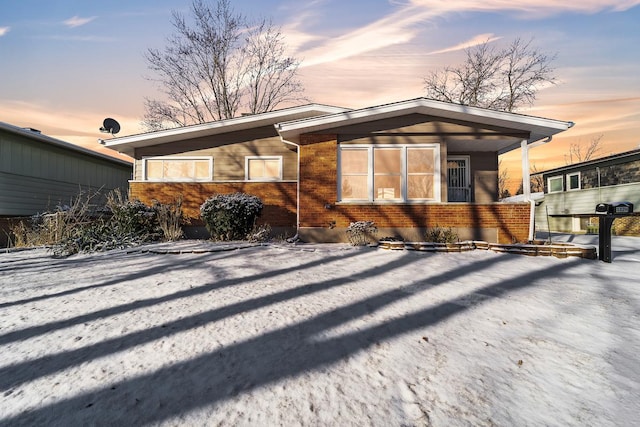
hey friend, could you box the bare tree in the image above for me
[498,159,511,199]
[512,163,545,196]
[424,38,556,112]
[530,163,545,193]
[143,0,305,130]
[564,134,604,165]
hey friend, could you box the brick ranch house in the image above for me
[102,98,574,243]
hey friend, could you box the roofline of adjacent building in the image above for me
[0,121,132,168]
[532,148,640,176]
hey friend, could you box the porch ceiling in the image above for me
[446,138,523,153]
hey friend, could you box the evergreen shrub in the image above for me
[200,193,263,241]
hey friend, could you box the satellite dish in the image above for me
[99,118,121,135]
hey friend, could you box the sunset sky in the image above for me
[1,0,639,191]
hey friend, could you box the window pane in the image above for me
[146,160,163,179]
[374,148,401,174]
[408,175,434,199]
[195,160,210,179]
[248,158,280,180]
[164,160,191,179]
[264,159,280,178]
[374,175,401,200]
[549,177,563,192]
[408,148,434,173]
[341,149,368,173]
[248,159,263,180]
[569,174,579,189]
[342,176,368,199]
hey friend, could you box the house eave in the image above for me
[277,98,573,152]
[102,104,349,157]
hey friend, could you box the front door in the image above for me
[447,156,470,202]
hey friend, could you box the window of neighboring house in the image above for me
[547,175,563,193]
[245,156,282,181]
[143,157,212,181]
[339,145,440,202]
[567,172,581,191]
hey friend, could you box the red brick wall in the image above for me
[299,134,339,223]
[129,182,297,227]
[613,215,640,236]
[298,134,531,243]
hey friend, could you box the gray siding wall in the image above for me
[535,182,640,231]
[0,131,132,216]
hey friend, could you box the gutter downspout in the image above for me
[521,136,553,242]
[278,133,301,241]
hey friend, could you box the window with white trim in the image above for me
[566,172,581,191]
[547,175,563,193]
[245,156,282,181]
[339,145,440,202]
[143,157,212,181]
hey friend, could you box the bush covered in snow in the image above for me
[200,193,264,241]
[107,191,159,240]
[346,221,377,246]
[10,189,186,256]
[53,190,162,256]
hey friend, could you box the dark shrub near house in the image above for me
[200,193,263,241]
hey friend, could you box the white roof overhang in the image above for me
[102,104,348,157]
[276,98,574,154]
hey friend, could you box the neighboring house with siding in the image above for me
[533,148,640,235]
[0,121,132,246]
[103,98,574,243]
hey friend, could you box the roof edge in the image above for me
[276,97,574,144]
[532,148,640,176]
[102,103,349,150]
[0,121,132,167]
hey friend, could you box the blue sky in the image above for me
[1,0,639,186]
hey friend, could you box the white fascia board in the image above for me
[276,97,574,145]
[102,104,348,155]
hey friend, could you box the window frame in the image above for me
[338,144,441,203]
[566,171,581,191]
[142,156,213,182]
[547,175,564,193]
[245,156,283,182]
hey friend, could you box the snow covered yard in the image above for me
[1,237,639,426]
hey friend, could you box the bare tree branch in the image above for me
[564,134,604,165]
[143,0,306,130]
[424,37,556,112]
[498,158,511,199]
[530,163,545,193]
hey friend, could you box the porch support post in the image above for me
[521,139,536,242]
[520,139,531,200]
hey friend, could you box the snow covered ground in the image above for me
[1,235,639,426]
